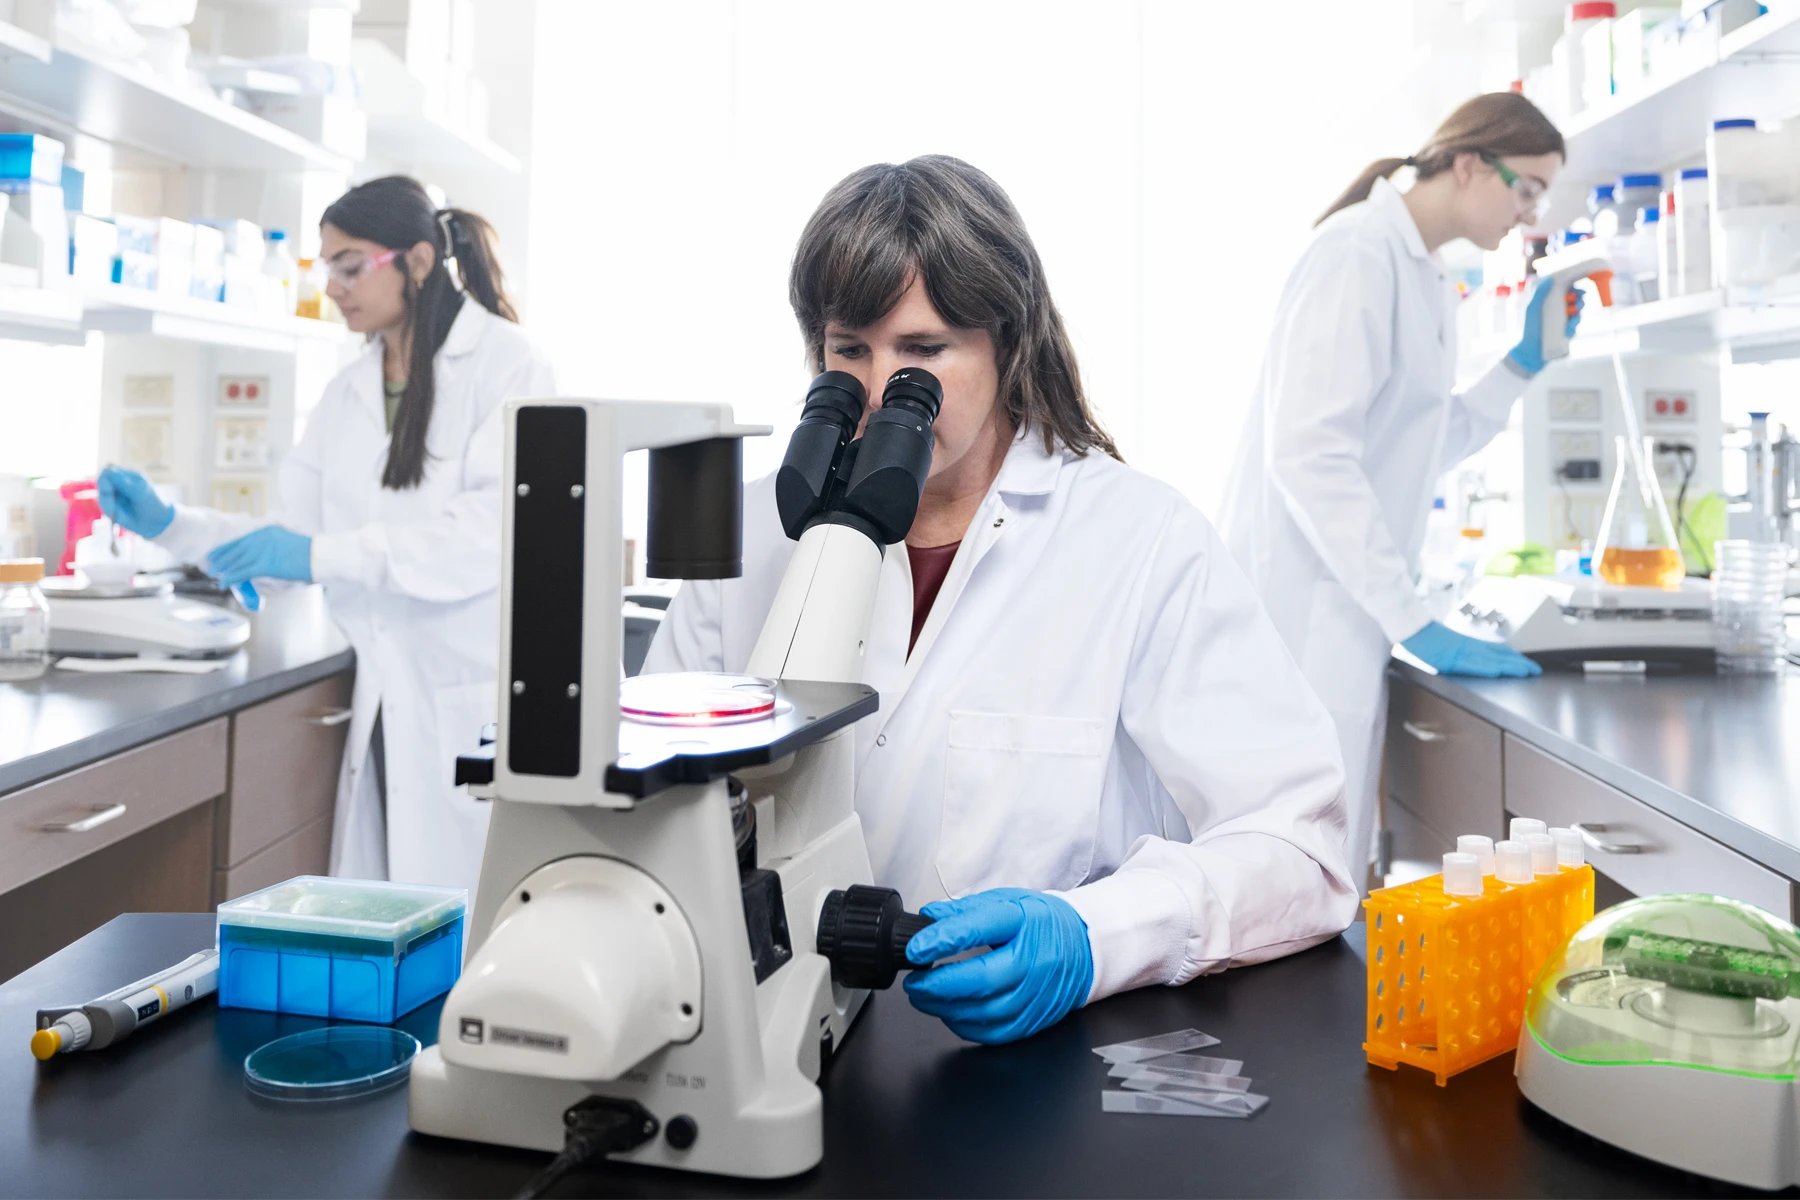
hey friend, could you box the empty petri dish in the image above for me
[620,672,777,726]
[244,1025,421,1101]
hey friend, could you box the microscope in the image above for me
[409,369,944,1181]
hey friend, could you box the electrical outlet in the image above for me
[1550,430,1604,480]
[217,374,269,408]
[1644,388,1697,424]
[1652,439,1698,491]
[1550,493,1606,548]
[1548,388,1603,423]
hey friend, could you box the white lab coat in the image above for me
[154,298,557,893]
[1217,176,1528,883]
[646,431,1358,1003]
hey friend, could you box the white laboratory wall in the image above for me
[526,0,1434,525]
[0,337,105,482]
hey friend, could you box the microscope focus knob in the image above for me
[816,885,933,990]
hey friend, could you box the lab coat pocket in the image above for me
[939,711,1109,897]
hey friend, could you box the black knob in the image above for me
[816,885,933,990]
[665,1115,698,1151]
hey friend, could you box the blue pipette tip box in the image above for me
[216,876,466,1024]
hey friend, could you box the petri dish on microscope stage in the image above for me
[620,672,779,726]
[244,1025,421,1101]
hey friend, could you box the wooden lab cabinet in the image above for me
[0,669,353,984]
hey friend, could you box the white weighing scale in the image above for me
[1443,574,1715,672]
[42,573,250,658]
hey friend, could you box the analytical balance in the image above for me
[41,572,249,658]
[1444,574,1714,671]
[1516,894,1800,1189]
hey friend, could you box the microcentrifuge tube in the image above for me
[1442,851,1482,897]
[1510,817,1547,843]
[1456,835,1496,876]
[1525,832,1557,875]
[1495,840,1534,885]
[1550,826,1585,867]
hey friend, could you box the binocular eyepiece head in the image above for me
[774,366,944,545]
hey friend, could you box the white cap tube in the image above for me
[1496,839,1534,884]
[1510,817,1548,843]
[1525,832,1557,875]
[1457,834,1496,876]
[1442,851,1483,897]
[1551,826,1584,867]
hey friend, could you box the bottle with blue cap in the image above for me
[1675,166,1710,294]
[1707,117,1800,287]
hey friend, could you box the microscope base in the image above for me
[410,949,843,1178]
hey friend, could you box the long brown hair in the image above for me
[789,154,1118,460]
[1316,92,1564,227]
[321,176,518,489]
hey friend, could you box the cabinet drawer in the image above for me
[223,671,352,867]
[1504,734,1794,919]
[1385,679,1505,843]
[0,801,215,985]
[0,720,227,894]
[215,813,332,903]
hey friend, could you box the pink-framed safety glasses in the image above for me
[327,247,400,290]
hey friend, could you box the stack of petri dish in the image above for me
[1712,540,1790,673]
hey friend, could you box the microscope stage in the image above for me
[604,678,877,798]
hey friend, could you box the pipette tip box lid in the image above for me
[216,875,466,1024]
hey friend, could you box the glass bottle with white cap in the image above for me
[0,557,48,681]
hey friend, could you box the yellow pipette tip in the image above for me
[29,1028,60,1060]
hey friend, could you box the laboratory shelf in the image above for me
[365,112,521,177]
[1459,272,1800,374]
[0,20,51,65]
[0,283,83,343]
[1559,6,1800,184]
[81,284,352,353]
[0,33,353,174]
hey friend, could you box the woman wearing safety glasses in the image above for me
[97,175,555,892]
[1218,92,1583,893]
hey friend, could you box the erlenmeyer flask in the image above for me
[1593,434,1685,589]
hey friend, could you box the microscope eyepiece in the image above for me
[839,366,942,545]
[880,368,943,422]
[775,371,869,540]
[803,370,867,430]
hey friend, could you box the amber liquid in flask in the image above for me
[1593,435,1685,590]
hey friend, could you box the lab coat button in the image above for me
[876,734,887,747]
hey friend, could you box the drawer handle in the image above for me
[306,707,354,727]
[41,803,127,833]
[1401,721,1447,743]
[1572,822,1646,855]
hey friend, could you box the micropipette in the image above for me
[32,947,219,1059]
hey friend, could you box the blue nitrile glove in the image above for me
[96,465,174,538]
[1506,274,1586,376]
[204,526,312,594]
[1402,620,1542,678]
[902,887,1094,1045]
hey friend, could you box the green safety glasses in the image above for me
[1481,151,1550,222]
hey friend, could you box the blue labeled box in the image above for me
[217,876,466,1024]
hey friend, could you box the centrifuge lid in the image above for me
[244,1026,421,1101]
[620,672,777,726]
[1526,893,1800,1078]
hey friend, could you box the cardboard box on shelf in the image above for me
[354,0,449,76]
[69,213,116,285]
[190,221,224,303]
[247,92,367,160]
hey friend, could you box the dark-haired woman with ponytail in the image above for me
[98,176,556,892]
[1219,93,1585,892]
